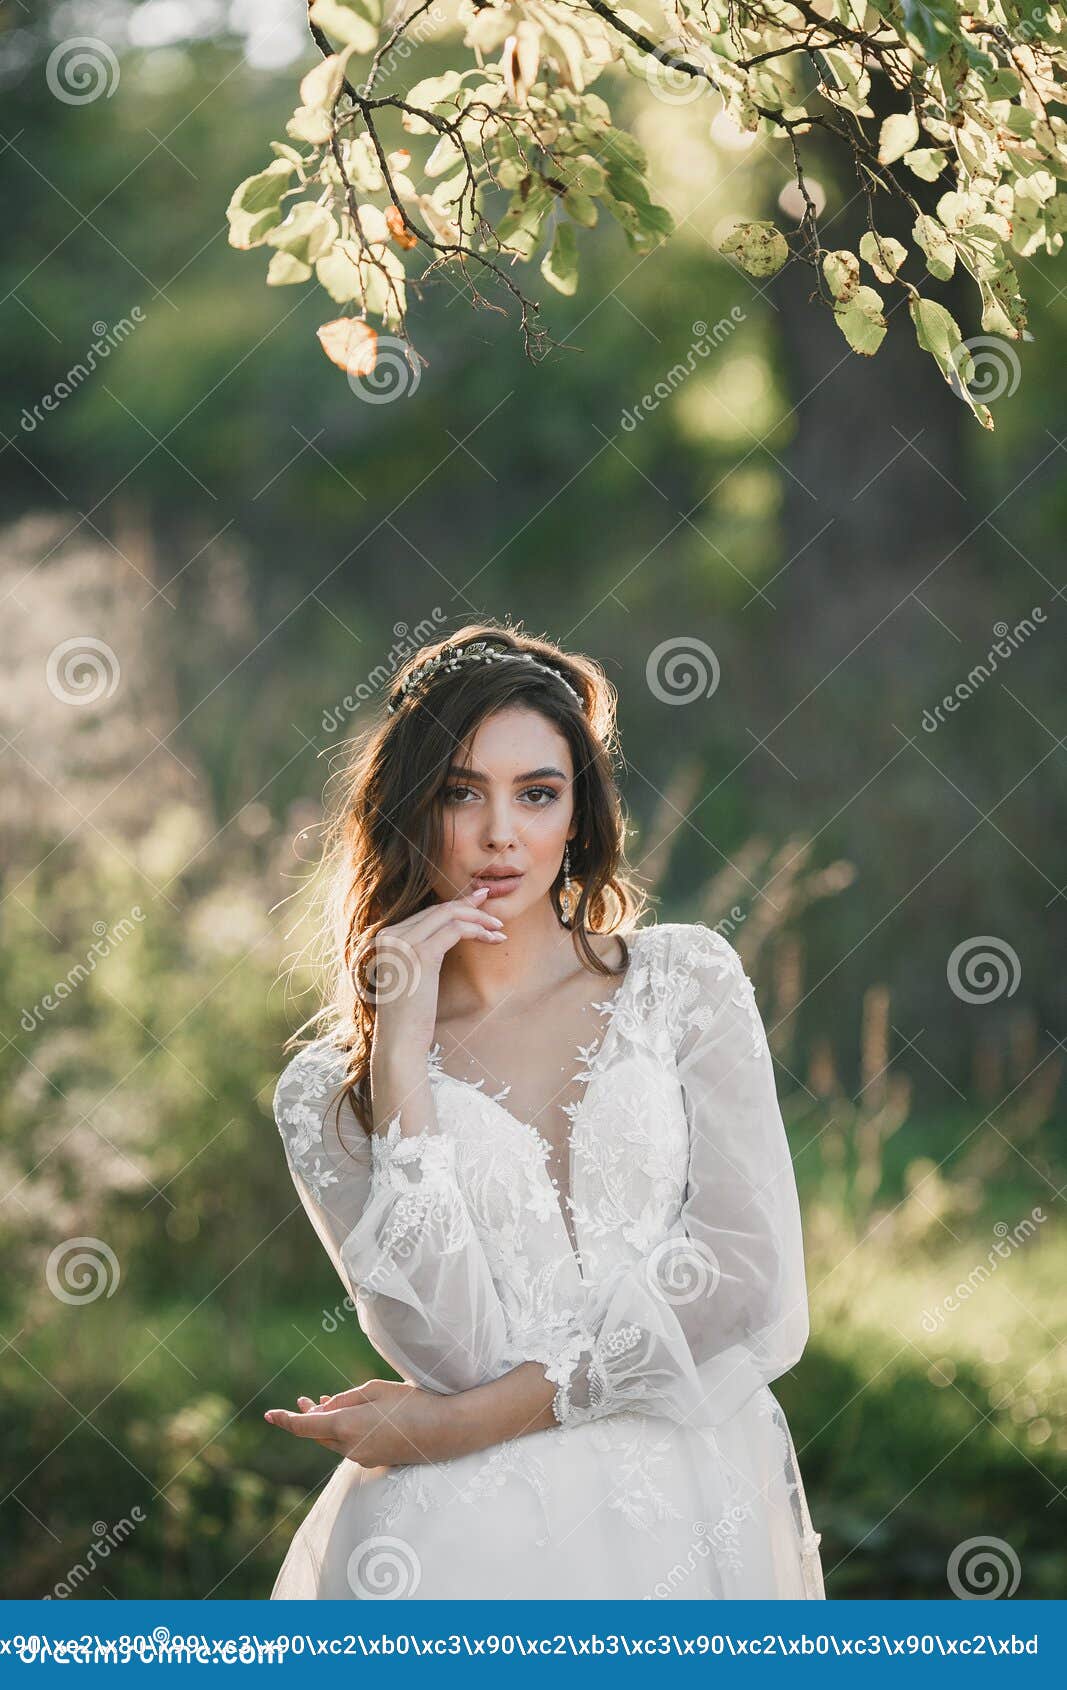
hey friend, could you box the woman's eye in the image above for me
[443,785,477,805]
[521,786,559,806]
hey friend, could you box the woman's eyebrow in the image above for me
[446,763,571,780]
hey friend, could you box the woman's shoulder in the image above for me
[629,919,743,977]
[272,1036,349,1128]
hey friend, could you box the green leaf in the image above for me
[718,221,789,278]
[563,188,598,228]
[226,160,293,249]
[898,0,956,62]
[541,223,579,295]
[265,202,339,265]
[878,110,920,165]
[833,285,887,355]
[909,297,994,429]
[913,213,956,281]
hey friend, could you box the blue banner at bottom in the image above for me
[0,1600,1062,1682]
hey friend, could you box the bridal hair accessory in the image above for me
[560,843,575,927]
[387,641,584,715]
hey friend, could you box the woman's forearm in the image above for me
[446,1361,559,1459]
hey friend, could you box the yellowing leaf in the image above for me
[317,317,378,376]
[316,245,364,303]
[822,249,859,302]
[308,0,378,56]
[267,251,313,285]
[833,285,887,355]
[385,206,418,250]
[719,221,788,278]
[903,148,947,182]
[878,110,920,165]
[502,21,541,106]
[913,213,956,280]
[859,231,907,283]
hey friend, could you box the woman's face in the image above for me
[428,704,576,920]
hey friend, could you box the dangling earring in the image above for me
[561,843,574,927]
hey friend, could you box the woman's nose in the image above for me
[481,802,516,851]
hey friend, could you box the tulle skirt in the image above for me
[270,1385,824,1601]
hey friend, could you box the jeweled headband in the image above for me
[386,641,584,715]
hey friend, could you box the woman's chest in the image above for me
[427,1045,690,1288]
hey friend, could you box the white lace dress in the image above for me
[269,922,825,1600]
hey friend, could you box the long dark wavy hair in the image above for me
[283,622,644,1138]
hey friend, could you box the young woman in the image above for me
[265,624,825,1600]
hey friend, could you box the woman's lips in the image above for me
[471,872,524,899]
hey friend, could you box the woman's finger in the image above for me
[265,1405,359,1439]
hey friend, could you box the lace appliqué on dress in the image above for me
[368,1438,554,1550]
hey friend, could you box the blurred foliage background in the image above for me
[1,1,1064,1602]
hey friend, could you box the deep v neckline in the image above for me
[426,933,643,1278]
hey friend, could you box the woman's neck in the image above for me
[437,896,580,1016]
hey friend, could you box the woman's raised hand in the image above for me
[368,886,505,1067]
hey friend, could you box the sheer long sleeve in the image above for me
[541,927,810,1432]
[272,1042,509,1396]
